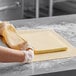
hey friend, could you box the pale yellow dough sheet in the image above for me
[18,29,67,54]
[17,29,76,62]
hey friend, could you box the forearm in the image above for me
[0,21,34,63]
[0,46,25,62]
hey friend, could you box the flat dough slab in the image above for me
[17,29,76,62]
[18,29,67,54]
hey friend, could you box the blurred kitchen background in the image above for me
[0,0,76,20]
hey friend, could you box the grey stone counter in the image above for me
[0,15,76,76]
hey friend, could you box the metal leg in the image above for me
[36,0,39,18]
[49,0,53,16]
[22,0,25,18]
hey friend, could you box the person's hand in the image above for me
[20,42,34,51]
[21,43,34,63]
[22,49,34,63]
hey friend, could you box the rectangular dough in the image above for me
[18,29,68,54]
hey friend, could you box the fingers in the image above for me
[20,43,34,51]
[25,43,34,51]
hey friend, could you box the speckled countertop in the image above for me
[0,15,76,76]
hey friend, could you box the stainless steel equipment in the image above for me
[0,0,23,20]
[24,0,53,18]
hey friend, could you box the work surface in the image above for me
[1,15,76,76]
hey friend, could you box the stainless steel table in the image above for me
[0,14,76,76]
